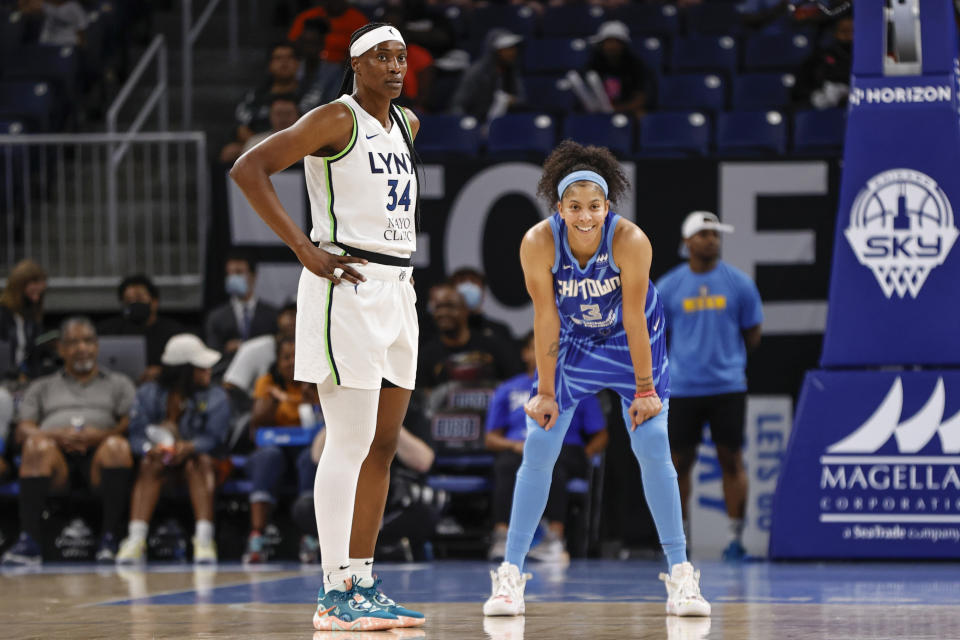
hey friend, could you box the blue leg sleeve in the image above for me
[623,399,687,569]
[504,408,576,571]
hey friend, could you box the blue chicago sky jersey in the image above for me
[535,212,670,412]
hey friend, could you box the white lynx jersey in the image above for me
[303,94,417,258]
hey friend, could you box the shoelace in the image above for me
[366,578,396,606]
[677,569,705,602]
[495,568,531,598]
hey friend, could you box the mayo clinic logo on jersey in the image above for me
[818,377,960,527]
[845,168,958,299]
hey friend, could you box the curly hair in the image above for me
[537,140,630,207]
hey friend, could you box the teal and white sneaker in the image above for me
[312,582,400,631]
[353,576,426,627]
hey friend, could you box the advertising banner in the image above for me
[770,370,960,558]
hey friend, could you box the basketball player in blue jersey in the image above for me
[483,141,710,618]
[231,23,426,632]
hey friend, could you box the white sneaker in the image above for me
[526,533,568,565]
[659,562,711,617]
[482,562,532,616]
[192,536,217,564]
[116,536,146,565]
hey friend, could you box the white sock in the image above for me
[323,563,352,593]
[195,520,214,544]
[314,382,379,594]
[351,557,374,587]
[128,520,148,542]
[728,518,744,545]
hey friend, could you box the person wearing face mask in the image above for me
[1,317,137,566]
[97,274,185,383]
[449,267,515,347]
[204,251,278,360]
[0,258,56,382]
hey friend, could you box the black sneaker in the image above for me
[96,532,119,563]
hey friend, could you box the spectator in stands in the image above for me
[484,331,607,563]
[116,334,230,565]
[17,0,88,47]
[656,211,763,562]
[289,0,369,105]
[204,251,278,358]
[793,17,853,110]
[449,267,514,344]
[220,42,307,164]
[0,259,52,382]
[417,283,522,391]
[238,95,302,156]
[0,317,136,566]
[377,3,436,112]
[223,302,297,398]
[243,334,321,563]
[451,29,525,123]
[376,0,454,58]
[580,21,651,118]
[97,274,185,384]
[291,422,435,563]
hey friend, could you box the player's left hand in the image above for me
[628,394,663,430]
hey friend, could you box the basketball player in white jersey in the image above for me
[230,23,425,632]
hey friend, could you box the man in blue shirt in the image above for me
[484,331,607,563]
[656,212,763,561]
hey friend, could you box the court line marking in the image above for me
[81,572,306,607]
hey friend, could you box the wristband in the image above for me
[634,390,657,399]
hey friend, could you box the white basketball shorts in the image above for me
[294,260,418,390]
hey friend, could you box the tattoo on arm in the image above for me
[548,342,560,357]
[636,375,654,391]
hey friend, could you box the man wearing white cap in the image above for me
[656,211,763,562]
[116,334,231,565]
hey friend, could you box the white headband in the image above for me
[349,26,405,58]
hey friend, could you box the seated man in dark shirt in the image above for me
[417,282,522,392]
[97,275,184,384]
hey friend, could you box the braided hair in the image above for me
[339,23,423,231]
[536,140,630,207]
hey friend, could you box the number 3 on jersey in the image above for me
[580,304,602,322]
[386,179,412,212]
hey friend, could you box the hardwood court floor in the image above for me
[2,560,959,639]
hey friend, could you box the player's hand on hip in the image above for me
[297,244,367,285]
[629,395,663,430]
[525,393,559,431]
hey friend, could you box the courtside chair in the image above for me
[792,108,846,156]
[731,72,796,110]
[414,114,482,157]
[487,113,557,157]
[671,36,738,76]
[658,73,726,113]
[637,111,711,157]
[743,32,813,71]
[563,113,635,156]
[523,37,591,75]
[716,110,788,156]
